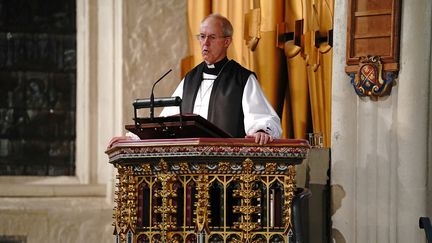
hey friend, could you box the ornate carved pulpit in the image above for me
[107,116,310,242]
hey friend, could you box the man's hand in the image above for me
[107,136,131,149]
[107,132,141,149]
[245,131,274,145]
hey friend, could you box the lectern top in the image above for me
[126,114,232,139]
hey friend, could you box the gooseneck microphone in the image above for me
[132,68,182,130]
[150,69,172,120]
[132,69,184,133]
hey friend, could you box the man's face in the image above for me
[199,18,231,64]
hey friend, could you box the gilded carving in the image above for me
[108,139,309,242]
[218,161,230,172]
[265,162,277,173]
[113,165,137,242]
[242,158,254,172]
[141,163,151,173]
[179,162,189,171]
[158,159,169,172]
[283,165,296,233]
[233,159,261,242]
[154,173,177,242]
[194,174,210,233]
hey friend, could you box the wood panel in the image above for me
[346,0,401,73]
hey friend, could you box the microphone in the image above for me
[150,69,172,120]
[133,96,182,109]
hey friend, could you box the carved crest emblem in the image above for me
[351,56,396,99]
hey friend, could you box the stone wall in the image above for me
[0,198,113,243]
[0,0,188,242]
[122,0,188,127]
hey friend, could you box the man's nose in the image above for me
[202,36,211,44]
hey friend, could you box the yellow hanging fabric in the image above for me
[247,1,285,115]
[211,0,252,68]
[181,0,211,78]
[282,0,311,140]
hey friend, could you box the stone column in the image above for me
[396,0,431,241]
[331,0,431,242]
[331,1,357,241]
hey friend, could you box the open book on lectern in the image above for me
[126,96,232,139]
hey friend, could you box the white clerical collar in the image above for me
[207,64,215,68]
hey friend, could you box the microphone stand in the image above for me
[150,69,172,120]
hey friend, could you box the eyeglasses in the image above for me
[195,34,229,42]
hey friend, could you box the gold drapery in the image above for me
[184,0,333,147]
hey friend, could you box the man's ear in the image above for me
[224,37,232,47]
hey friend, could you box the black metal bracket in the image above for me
[132,96,182,130]
[420,217,432,243]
